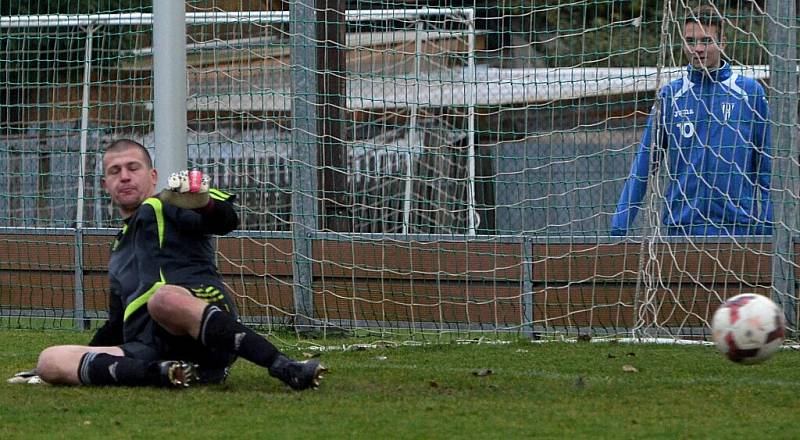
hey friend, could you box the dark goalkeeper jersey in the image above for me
[90,189,239,347]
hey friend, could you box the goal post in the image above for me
[152,1,189,189]
[0,1,798,343]
[767,0,799,333]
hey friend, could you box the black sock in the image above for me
[198,305,281,368]
[78,353,161,386]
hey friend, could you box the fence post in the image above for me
[767,0,799,333]
[465,10,477,235]
[317,0,349,233]
[290,0,321,332]
[522,237,534,338]
[74,25,96,330]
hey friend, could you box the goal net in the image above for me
[0,1,797,342]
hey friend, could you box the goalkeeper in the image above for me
[31,139,324,389]
[611,6,772,236]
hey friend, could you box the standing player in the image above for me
[33,139,325,390]
[611,6,772,236]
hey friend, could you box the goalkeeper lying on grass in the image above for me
[11,139,325,390]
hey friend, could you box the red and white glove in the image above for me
[158,170,211,209]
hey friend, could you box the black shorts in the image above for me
[121,282,239,383]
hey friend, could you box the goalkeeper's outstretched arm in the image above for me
[197,189,239,235]
[164,188,239,236]
[157,170,239,235]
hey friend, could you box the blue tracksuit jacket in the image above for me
[611,62,772,236]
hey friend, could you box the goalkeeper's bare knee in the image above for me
[148,285,207,337]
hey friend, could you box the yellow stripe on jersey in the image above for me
[124,270,167,322]
[111,223,129,252]
[124,200,166,321]
[191,286,222,298]
[209,188,232,201]
[142,197,165,248]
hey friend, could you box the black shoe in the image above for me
[269,355,327,390]
[159,361,198,388]
[196,366,231,385]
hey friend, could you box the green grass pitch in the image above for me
[2,329,800,438]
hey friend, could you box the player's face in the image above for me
[101,146,157,217]
[683,22,725,70]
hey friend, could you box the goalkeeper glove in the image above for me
[157,170,211,209]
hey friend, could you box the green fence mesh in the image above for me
[0,1,798,342]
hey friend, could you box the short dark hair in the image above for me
[685,5,724,40]
[104,139,153,169]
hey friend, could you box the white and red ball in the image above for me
[711,294,785,364]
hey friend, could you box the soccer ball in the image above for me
[711,294,785,364]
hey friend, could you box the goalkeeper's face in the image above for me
[101,147,158,217]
